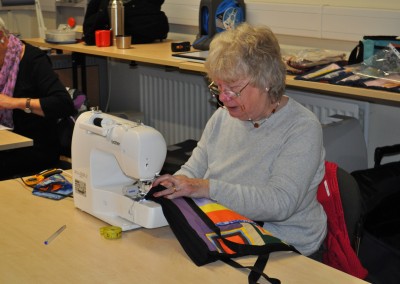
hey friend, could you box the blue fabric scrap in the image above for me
[32,174,72,200]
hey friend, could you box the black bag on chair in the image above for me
[351,145,400,284]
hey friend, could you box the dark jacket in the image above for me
[0,43,75,180]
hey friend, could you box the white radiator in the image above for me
[287,89,370,142]
[139,67,370,146]
[139,66,215,145]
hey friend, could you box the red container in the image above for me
[95,30,111,47]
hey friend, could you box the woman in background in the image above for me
[0,18,75,180]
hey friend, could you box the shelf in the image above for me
[56,0,87,27]
[55,2,86,9]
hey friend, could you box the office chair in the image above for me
[336,166,363,255]
[317,162,368,279]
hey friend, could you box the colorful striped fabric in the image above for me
[192,198,284,255]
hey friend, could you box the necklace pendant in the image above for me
[253,122,259,128]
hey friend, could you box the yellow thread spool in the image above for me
[100,226,122,239]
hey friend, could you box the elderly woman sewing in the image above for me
[152,23,327,258]
[0,18,75,180]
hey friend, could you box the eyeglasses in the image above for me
[208,81,249,101]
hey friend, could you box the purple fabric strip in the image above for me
[172,198,218,251]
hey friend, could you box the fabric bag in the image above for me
[83,0,169,45]
[348,36,400,65]
[82,0,111,45]
[193,0,245,50]
[124,0,169,44]
[146,185,299,284]
[351,146,400,284]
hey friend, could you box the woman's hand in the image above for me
[151,174,210,199]
[0,95,44,116]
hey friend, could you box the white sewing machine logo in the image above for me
[71,109,168,231]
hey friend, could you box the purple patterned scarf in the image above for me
[0,34,23,128]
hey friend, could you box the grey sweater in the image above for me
[176,97,327,255]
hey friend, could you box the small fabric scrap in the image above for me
[32,174,72,200]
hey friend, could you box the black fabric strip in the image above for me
[222,256,281,284]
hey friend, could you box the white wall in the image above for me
[163,0,400,51]
[2,1,400,47]
[239,0,400,10]
[163,0,400,17]
[0,6,55,37]
[0,0,85,37]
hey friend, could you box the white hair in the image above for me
[0,17,10,37]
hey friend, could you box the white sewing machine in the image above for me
[71,110,168,230]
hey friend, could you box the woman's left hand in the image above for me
[151,174,210,199]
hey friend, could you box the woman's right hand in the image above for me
[151,174,210,199]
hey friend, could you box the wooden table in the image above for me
[26,38,184,69]
[0,175,369,284]
[24,38,400,105]
[0,130,33,151]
